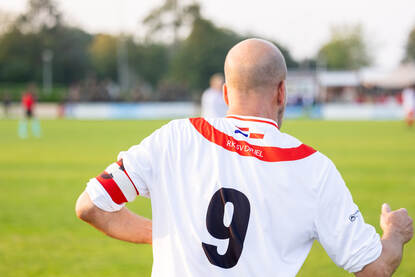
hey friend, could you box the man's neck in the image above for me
[226,106,278,122]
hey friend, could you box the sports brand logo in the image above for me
[349,210,360,222]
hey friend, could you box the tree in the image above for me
[268,40,298,69]
[0,0,62,83]
[15,0,62,33]
[0,10,15,35]
[404,26,415,62]
[51,27,92,83]
[129,42,169,87]
[317,25,371,70]
[89,34,118,80]
[142,0,201,43]
[168,18,241,91]
[0,29,42,82]
[167,16,298,91]
[0,0,300,99]
[0,0,92,84]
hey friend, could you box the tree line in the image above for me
[1,0,415,100]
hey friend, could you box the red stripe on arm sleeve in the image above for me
[96,171,128,204]
[116,159,139,196]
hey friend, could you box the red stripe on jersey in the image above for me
[116,159,139,196]
[226,116,279,129]
[249,133,264,139]
[189,118,316,162]
[96,171,128,204]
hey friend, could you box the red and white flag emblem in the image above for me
[234,126,264,139]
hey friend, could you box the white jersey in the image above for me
[402,88,415,113]
[86,115,382,276]
[201,88,228,118]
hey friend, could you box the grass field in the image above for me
[0,119,414,277]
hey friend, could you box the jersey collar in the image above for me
[225,115,279,129]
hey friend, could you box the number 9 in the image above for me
[202,188,251,269]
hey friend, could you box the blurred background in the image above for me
[0,0,414,119]
[0,1,415,277]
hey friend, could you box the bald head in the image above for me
[224,38,287,93]
[223,39,288,127]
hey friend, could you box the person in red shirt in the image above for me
[22,91,35,118]
[19,85,41,138]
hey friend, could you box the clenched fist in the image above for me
[381,203,413,244]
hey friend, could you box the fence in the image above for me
[0,102,405,120]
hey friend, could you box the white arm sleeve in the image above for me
[117,123,168,198]
[86,178,125,212]
[314,159,382,273]
[84,123,169,212]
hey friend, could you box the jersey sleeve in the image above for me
[85,123,169,212]
[313,158,382,273]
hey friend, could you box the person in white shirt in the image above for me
[201,73,227,118]
[402,85,415,127]
[76,38,413,277]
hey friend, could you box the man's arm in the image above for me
[355,204,413,277]
[75,191,152,244]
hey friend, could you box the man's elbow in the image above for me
[75,203,91,222]
[356,260,392,277]
[75,191,95,223]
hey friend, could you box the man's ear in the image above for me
[277,80,286,105]
[223,83,229,106]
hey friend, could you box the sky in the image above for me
[1,0,415,68]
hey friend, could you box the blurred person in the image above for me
[58,93,68,118]
[68,83,81,102]
[76,39,413,277]
[106,79,121,100]
[402,84,415,127]
[2,92,11,118]
[201,73,227,117]
[19,85,41,138]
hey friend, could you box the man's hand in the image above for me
[355,204,413,277]
[381,203,413,244]
[76,191,152,244]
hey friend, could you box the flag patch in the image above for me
[235,127,264,139]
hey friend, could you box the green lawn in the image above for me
[0,119,414,276]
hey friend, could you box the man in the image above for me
[402,84,415,127]
[19,85,41,138]
[76,39,413,276]
[201,73,227,118]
